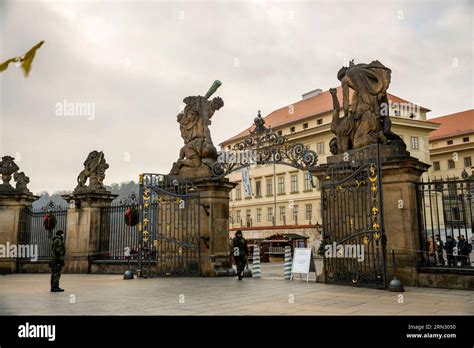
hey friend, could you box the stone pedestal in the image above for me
[191,178,236,276]
[0,191,38,274]
[61,190,117,273]
[380,157,429,286]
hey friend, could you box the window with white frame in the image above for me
[235,183,241,199]
[292,205,299,222]
[290,174,298,193]
[316,142,325,154]
[305,204,312,220]
[266,179,273,196]
[267,207,273,223]
[279,206,286,222]
[278,176,285,194]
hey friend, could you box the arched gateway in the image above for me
[137,67,402,288]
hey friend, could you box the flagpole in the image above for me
[273,161,276,226]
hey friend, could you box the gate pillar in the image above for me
[192,178,236,276]
[0,191,38,274]
[380,157,429,287]
[61,191,117,273]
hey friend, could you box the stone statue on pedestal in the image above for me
[14,172,31,193]
[329,60,406,155]
[169,80,224,179]
[0,155,33,194]
[75,150,109,192]
[0,156,19,191]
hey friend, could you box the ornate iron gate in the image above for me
[18,201,68,261]
[138,174,200,276]
[321,144,387,289]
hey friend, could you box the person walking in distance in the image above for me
[445,236,456,267]
[458,235,471,266]
[435,235,445,266]
[50,229,66,292]
[231,230,248,280]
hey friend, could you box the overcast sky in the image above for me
[0,0,472,194]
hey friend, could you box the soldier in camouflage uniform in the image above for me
[50,229,66,292]
[231,230,248,280]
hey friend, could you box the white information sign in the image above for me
[290,248,316,282]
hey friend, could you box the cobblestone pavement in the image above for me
[0,273,472,315]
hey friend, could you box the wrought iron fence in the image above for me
[417,176,473,269]
[18,201,68,261]
[97,201,141,261]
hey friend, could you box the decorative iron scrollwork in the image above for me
[40,200,66,212]
[212,111,318,177]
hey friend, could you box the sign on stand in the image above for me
[290,248,316,282]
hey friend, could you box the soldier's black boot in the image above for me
[51,287,64,292]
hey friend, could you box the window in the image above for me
[266,179,273,196]
[278,176,285,194]
[463,137,469,143]
[317,119,323,125]
[235,183,241,199]
[296,240,305,248]
[267,207,274,223]
[255,180,262,197]
[447,140,453,145]
[448,182,457,198]
[236,210,241,224]
[464,157,472,167]
[305,204,312,221]
[452,207,461,221]
[256,208,262,222]
[411,136,419,150]
[304,172,313,190]
[303,123,308,129]
[292,205,299,223]
[316,142,325,154]
[290,126,295,133]
[246,209,252,227]
[448,159,455,169]
[279,206,286,222]
[290,174,298,193]
[277,130,282,136]
[433,161,440,171]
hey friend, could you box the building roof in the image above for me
[221,86,429,145]
[428,109,474,141]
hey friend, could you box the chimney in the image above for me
[302,88,323,100]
